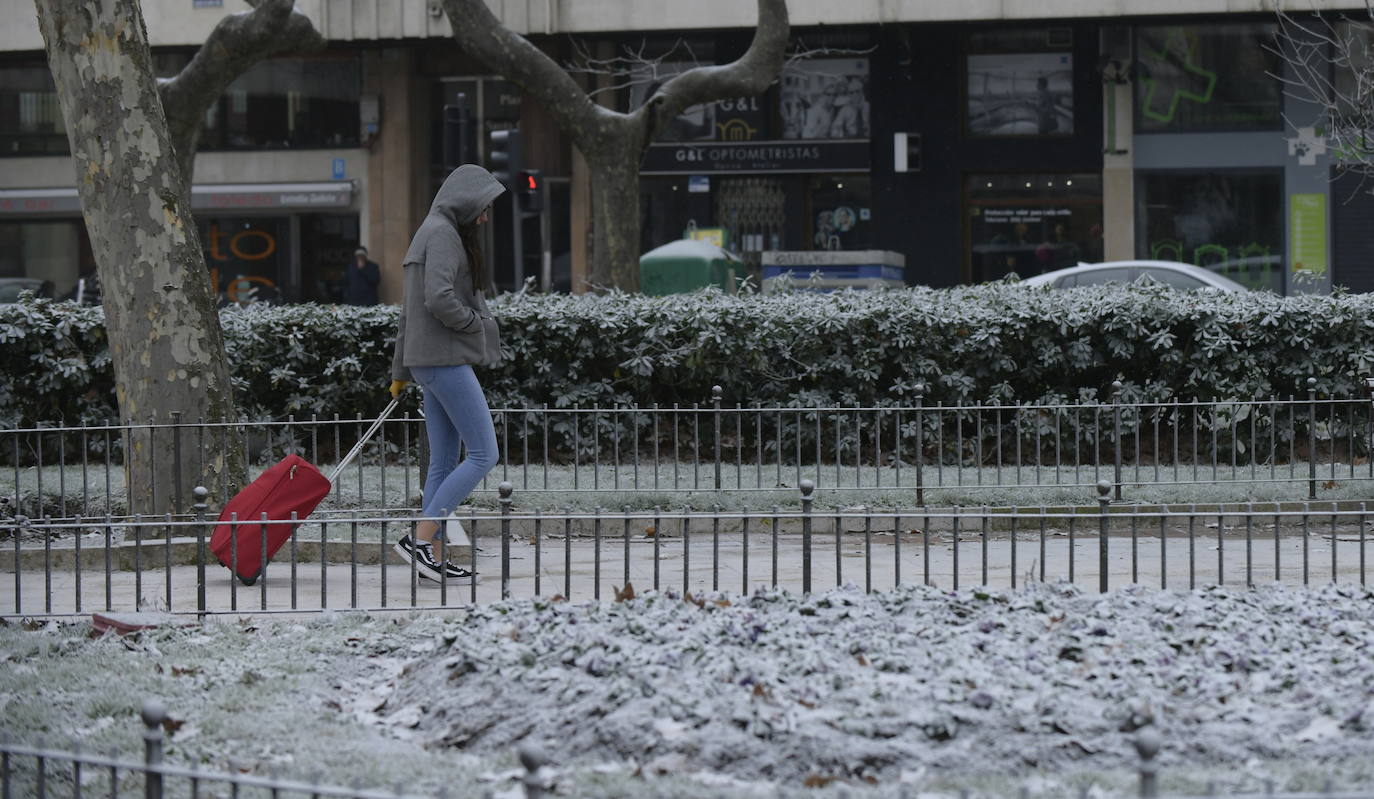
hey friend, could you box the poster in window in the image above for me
[629,63,716,141]
[779,59,870,140]
[966,52,1073,136]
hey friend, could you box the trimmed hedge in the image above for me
[3,282,1374,426]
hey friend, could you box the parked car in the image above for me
[1018,260,1248,292]
[0,277,52,304]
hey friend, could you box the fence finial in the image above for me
[518,743,550,799]
[1134,725,1161,799]
[143,699,167,799]
[711,385,723,400]
[799,478,815,499]
[141,699,167,731]
[498,482,514,501]
[1097,479,1112,500]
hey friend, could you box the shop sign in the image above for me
[980,208,1073,224]
[196,186,353,209]
[1289,193,1327,276]
[0,183,353,216]
[642,139,870,175]
[0,194,82,214]
[483,80,522,122]
[686,227,728,248]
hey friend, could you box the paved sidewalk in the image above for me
[4,527,1369,618]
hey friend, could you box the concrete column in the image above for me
[366,47,423,305]
[570,144,591,294]
[1102,79,1134,262]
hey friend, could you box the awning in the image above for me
[0,181,357,216]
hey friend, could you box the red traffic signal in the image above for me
[517,169,544,213]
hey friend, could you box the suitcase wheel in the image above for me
[239,572,259,587]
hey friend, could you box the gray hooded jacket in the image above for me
[391,165,506,380]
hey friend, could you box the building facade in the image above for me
[1,0,1370,302]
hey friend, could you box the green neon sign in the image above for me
[1140,29,1217,124]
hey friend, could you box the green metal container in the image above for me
[639,239,739,295]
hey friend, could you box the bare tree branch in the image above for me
[783,40,880,71]
[159,0,325,192]
[1271,2,1374,179]
[441,0,608,147]
[646,0,789,140]
[440,0,790,289]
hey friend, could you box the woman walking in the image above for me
[388,164,506,583]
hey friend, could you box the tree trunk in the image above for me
[35,0,246,517]
[587,151,646,291]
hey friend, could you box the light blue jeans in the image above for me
[412,364,498,535]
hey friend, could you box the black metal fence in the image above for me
[4,384,1373,519]
[3,482,1369,618]
[1,699,1369,799]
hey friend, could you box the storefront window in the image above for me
[200,56,360,150]
[779,59,870,140]
[0,219,93,298]
[807,176,871,251]
[299,214,360,304]
[967,174,1103,283]
[966,52,1073,136]
[1137,170,1283,291]
[0,64,68,156]
[1135,24,1282,133]
[199,217,290,305]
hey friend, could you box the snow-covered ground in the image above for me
[3,582,1374,797]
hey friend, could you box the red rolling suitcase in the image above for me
[210,399,397,585]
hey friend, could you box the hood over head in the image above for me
[430,164,506,226]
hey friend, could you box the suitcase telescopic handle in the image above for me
[328,398,399,486]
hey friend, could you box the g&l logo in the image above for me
[716,119,759,141]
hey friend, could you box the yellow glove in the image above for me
[389,380,409,399]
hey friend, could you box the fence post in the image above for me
[499,482,513,600]
[193,487,208,618]
[141,700,166,799]
[1134,725,1160,798]
[170,411,184,514]
[518,743,549,799]
[712,385,723,491]
[800,479,814,594]
[1308,377,1318,500]
[1097,480,1111,593]
[914,383,925,507]
[1111,381,1123,502]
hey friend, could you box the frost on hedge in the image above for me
[2,284,1373,426]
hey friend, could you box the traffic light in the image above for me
[517,169,543,213]
[488,127,523,186]
[442,92,472,171]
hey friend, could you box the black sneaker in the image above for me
[436,561,476,584]
[393,535,442,581]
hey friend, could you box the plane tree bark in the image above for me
[440,0,790,291]
[35,0,326,517]
[31,1,216,516]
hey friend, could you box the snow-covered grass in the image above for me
[3,583,1374,797]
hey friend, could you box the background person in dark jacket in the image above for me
[387,164,505,584]
[345,246,381,306]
